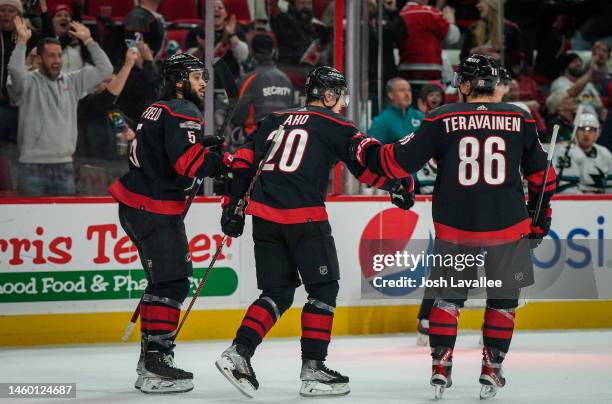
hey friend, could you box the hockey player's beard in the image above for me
[184,87,204,108]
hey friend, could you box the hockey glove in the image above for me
[349,133,381,166]
[528,207,552,248]
[201,134,226,148]
[389,176,415,210]
[221,196,245,238]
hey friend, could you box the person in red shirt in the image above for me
[397,0,460,101]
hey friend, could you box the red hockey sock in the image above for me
[483,307,515,353]
[301,301,334,361]
[428,300,460,349]
[234,298,279,355]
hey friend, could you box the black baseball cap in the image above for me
[252,33,275,54]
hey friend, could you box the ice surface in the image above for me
[1,330,611,403]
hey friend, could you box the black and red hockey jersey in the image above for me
[231,106,399,224]
[109,99,224,215]
[358,102,556,244]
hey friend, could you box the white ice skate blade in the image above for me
[416,332,429,347]
[140,376,193,394]
[299,380,350,397]
[215,357,257,398]
[434,385,445,400]
[134,374,143,390]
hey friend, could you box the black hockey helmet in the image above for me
[305,66,349,106]
[163,53,208,83]
[452,54,500,93]
[499,66,511,86]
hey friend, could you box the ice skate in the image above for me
[216,344,259,398]
[140,351,194,394]
[430,346,453,400]
[416,319,430,347]
[299,359,350,397]
[479,347,506,399]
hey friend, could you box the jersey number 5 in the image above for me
[458,136,506,186]
[262,128,309,173]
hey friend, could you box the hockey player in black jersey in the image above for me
[214,66,415,398]
[415,66,512,347]
[350,55,556,399]
[108,53,229,394]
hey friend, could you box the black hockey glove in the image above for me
[201,134,226,148]
[349,133,381,166]
[528,206,552,248]
[389,176,415,210]
[221,197,245,238]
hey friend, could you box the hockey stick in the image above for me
[173,124,286,340]
[181,58,240,220]
[533,124,559,225]
[557,105,584,184]
[121,59,239,342]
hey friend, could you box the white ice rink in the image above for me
[1,330,611,403]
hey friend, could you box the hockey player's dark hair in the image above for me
[36,37,61,56]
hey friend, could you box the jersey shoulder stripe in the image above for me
[152,100,201,122]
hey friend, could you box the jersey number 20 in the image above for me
[458,136,506,186]
[262,128,309,173]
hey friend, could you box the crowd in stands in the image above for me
[0,0,611,197]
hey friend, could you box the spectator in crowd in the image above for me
[77,48,139,159]
[39,0,91,72]
[271,0,332,86]
[115,39,161,124]
[555,113,612,193]
[533,13,569,85]
[460,0,522,69]
[571,1,612,51]
[369,77,424,144]
[506,79,546,133]
[0,0,38,144]
[417,82,445,114]
[510,58,545,107]
[397,0,459,101]
[588,40,610,73]
[124,0,165,58]
[545,94,577,143]
[547,53,607,122]
[21,0,41,30]
[7,17,113,195]
[232,33,294,138]
[366,0,406,115]
[186,0,249,80]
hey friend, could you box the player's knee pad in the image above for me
[260,287,295,315]
[148,278,190,304]
[304,280,339,308]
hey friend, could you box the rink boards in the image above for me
[1,195,612,346]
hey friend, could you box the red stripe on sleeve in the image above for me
[382,144,410,178]
[187,149,209,177]
[174,144,204,176]
[357,168,378,186]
